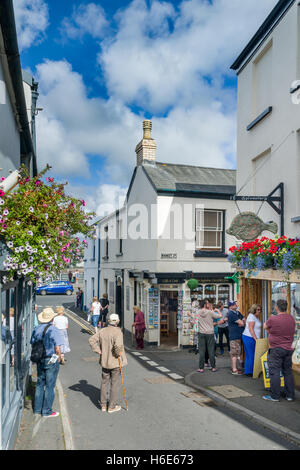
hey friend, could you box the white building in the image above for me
[85,120,238,348]
[231,0,299,238]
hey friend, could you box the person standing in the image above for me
[53,307,70,365]
[68,271,73,283]
[216,301,230,355]
[228,301,245,375]
[30,308,62,418]
[195,300,222,373]
[242,304,262,376]
[90,297,102,333]
[263,299,296,402]
[132,306,146,350]
[99,293,109,328]
[89,313,127,413]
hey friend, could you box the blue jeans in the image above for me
[34,359,60,416]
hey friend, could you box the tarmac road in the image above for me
[35,294,300,451]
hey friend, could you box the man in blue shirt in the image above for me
[228,301,245,375]
[30,308,63,417]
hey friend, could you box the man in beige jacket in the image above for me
[89,313,127,413]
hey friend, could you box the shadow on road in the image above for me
[69,380,101,410]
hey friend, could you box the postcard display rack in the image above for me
[177,292,194,345]
[148,288,159,330]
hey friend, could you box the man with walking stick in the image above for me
[89,313,127,413]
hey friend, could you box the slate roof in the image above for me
[142,162,236,196]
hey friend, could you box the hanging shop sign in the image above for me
[227,212,278,242]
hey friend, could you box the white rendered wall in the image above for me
[236,2,300,237]
[0,61,20,176]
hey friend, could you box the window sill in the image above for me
[247,106,272,131]
[102,256,109,261]
[194,251,228,258]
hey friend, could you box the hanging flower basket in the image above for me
[0,165,95,283]
[228,236,300,276]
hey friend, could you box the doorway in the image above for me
[160,290,178,347]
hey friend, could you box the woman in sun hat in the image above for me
[30,307,63,418]
[53,306,70,365]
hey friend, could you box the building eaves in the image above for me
[230,0,295,73]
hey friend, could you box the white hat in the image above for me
[38,307,56,324]
[108,313,119,325]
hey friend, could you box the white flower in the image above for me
[0,199,5,206]
[29,207,34,213]
[41,244,46,249]
[14,247,20,253]
[21,262,27,269]
[44,250,48,255]
[29,257,34,263]
[19,246,25,252]
[33,248,37,253]
[7,241,13,249]
[27,231,33,236]
[3,209,9,216]
[25,245,32,252]
[45,213,48,220]
[16,221,21,226]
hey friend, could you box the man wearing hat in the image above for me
[30,307,63,417]
[228,301,245,375]
[89,313,127,413]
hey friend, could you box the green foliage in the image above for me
[0,165,95,283]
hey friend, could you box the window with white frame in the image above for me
[196,209,224,252]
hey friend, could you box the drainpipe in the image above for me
[97,229,101,300]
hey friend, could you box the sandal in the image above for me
[197,369,204,373]
[211,368,217,372]
[231,370,242,375]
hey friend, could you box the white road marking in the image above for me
[139,356,150,361]
[168,373,183,380]
[156,366,170,373]
[147,361,158,366]
[131,352,142,356]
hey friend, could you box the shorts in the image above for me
[230,339,242,358]
[91,315,100,327]
[101,313,107,323]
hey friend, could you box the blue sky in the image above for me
[14,0,278,216]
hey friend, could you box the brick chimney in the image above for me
[135,120,157,166]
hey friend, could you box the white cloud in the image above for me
[32,0,279,212]
[99,0,278,112]
[13,0,49,51]
[60,3,108,40]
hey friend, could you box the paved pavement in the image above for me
[13,298,300,450]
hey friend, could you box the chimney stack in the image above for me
[135,120,156,166]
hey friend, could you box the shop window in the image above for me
[196,209,223,252]
[291,284,300,338]
[271,282,288,315]
[204,285,217,304]
[217,285,231,306]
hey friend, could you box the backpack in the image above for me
[30,324,51,363]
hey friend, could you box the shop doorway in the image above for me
[160,291,178,347]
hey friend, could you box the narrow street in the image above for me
[35,295,299,451]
